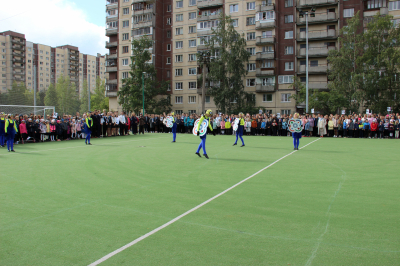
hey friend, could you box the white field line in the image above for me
[2,136,169,156]
[88,138,321,266]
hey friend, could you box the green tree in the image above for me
[204,13,251,113]
[118,36,171,113]
[91,77,109,111]
[44,83,58,108]
[56,76,80,115]
[8,81,28,105]
[37,91,46,107]
[80,79,89,113]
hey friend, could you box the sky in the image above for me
[0,0,107,56]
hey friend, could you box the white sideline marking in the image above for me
[88,138,321,266]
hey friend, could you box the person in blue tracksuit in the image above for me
[195,110,215,159]
[5,115,18,152]
[171,112,177,142]
[292,113,302,150]
[233,112,245,147]
[0,112,6,147]
[85,111,93,145]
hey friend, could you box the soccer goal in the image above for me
[0,105,56,118]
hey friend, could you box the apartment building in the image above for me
[106,0,398,115]
[0,31,106,96]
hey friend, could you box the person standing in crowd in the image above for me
[308,116,314,137]
[0,112,5,147]
[5,115,18,152]
[144,114,150,133]
[50,120,56,141]
[101,110,107,137]
[85,112,93,145]
[394,120,399,139]
[282,118,288,136]
[139,114,145,134]
[171,112,178,142]
[131,113,138,135]
[233,112,245,147]
[19,119,28,144]
[119,111,126,136]
[318,114,326,137]
[195,110,215,159]
[292,113,302,150]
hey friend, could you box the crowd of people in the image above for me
[1,110,399,151]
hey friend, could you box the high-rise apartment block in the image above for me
[0,31,106,95]
[106,0,398,115]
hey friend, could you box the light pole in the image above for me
[299,8,315,114]
[142,72,146,115]
[197,51,211,114]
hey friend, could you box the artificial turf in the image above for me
[1,134,399,265]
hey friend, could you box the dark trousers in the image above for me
[139,125,144,134]
[343,129,347,137]
[119,123,125,136]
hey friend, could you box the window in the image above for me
[247,2,256,10]
[176,1,183,8]
[285,0,293,7]
[167,44,171,51]
[205,96,211,103]
[122,59,129,66]
[256,11,275,20]
[189,26,196,33]
[247,32,256,40]
[368,0,383,9]
[281,93,291,102]
[230,4,239,13]
[167,5,172,12]
[285,15,293,23]
[262,60,274,68]
[167,31,171,38]
[167,18,171,25]
[185,40,196,49]
[122,33,129,40]
[189,82,197,89]
[285,62,294,70]
[247,63,256,71]
[123,46,129,53]
[263,94,273,102]
[123,20,129,27]
[176,27,183,35]
[188,54,197,61]
[343,8,354,17]
[167,57,171,64]
[281,109,291,115]
[122,72,129,79]
[123,8,129,15]
[176,14,183,21]
[231,19,239,27]
[189,12,196,20]
[246,79,255,86]
[188,68,197,75]
[389,0,400,10]
[189,0,197,6]
[246,17,255,25]
[285,46,293,54]
[167,83,171,91]
[175,82,183,90]
[167,70,171,78]
[176,96,183,103]
[278,75,294,84]
[175,55,183,62]
[247,47,256,55]
[285,31,293,39]
[189,96,196,103]
[176,41,183,49]
[175,69,183,76]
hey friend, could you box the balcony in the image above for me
[106,79,118,85]
[255,20,276,30]
[297,12,337,25]
[256,36,275,45]
[256,52,274,60]
[132,0,153,3]
[106,53,118,60]
[12,45,25,51]
[11,38,25,45]
[256,4,275,12]
[364,7,388,17]
[106,90,118,97]
[197,29,214,36]
[13,76,25,82]
[301,81,330,90]
[12,58,25,63]
[133,33,153,40]
[198,14,221,21]
[12,52,24,57]
[297,0,337,8]
[13,64,25,70]
[256,69,275,76]
[297,64,329,74]
[70,77,78,82]
[297,29,336,41]
[298,46,336,57]
[69,56,79,61]
[106,15,118,23]
[256,84,275,92]
[70,62,79,67]
[132,20,154,29]
[197,88,210,94]
[198,0,224,9]
[106,28,118,36]
[106,1,118,10]
[106,66,118,72]
[133,8,153,15]
[105,41,118,48]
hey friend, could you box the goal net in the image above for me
[0,105,56,118]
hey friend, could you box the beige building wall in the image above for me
[25,42,34,91]
[36,44,52,92]
[0,35,10,92]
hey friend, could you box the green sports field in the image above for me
[1,134,399,265]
